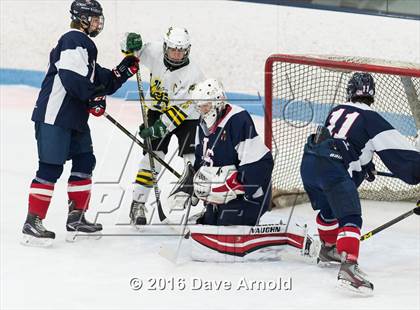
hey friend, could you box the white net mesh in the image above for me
[266,54,420,206]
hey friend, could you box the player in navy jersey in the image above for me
[22,0,139,246]
[300,72,420,294]
[189,78,273,226]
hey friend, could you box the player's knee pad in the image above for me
[36,161,64,183]
[71,152,96,175]
[339,214,363,229]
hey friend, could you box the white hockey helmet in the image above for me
[163,26,191,67]
[191,78,227,129]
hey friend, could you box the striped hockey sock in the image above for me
[336,226,361,262]
[28,180,55,219]
[316,213,339,246]
[67,179,92,211]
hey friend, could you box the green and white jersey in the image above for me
[139,41,205,131]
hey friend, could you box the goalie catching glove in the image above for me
[193,165,245,205]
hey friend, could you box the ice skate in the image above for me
[317,242,342,266]
[337,258,374,296]
[21,213,55,247]
[129,200,147,227]
[66,201,102,242]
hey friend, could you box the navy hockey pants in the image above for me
[35,122,93,165]
[300,152,362,224]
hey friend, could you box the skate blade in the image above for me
[317,260,341,268]
[130,220,147,231]
[65,231,102,242]
[21,234,53,247]
[337,279,373,296]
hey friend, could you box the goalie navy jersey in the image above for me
[194,104,274,209]
[32,29,124,132]
[325,101,420,185]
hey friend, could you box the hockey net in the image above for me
[264,54,420,207]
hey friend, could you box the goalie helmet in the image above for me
[70,0,104,37]
[163,26,191,67]
[346,72,375,105]
[191,78,227,130]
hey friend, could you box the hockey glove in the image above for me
[121,32,143,54]
[88,96,106,117]
[193,165,245,205]
[113,55,139,81]
[364,162,376,182]
[139,119,167,140]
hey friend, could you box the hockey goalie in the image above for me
[170,78,319,262]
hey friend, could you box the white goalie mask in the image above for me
[163,26,191,67]
[191,78,227,130]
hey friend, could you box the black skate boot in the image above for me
[317,242,341,266]
[21,213,55,247]
[337,256,374,295]
[130,200,147,226]
[66,200,102,242]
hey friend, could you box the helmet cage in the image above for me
[192,79,227,131]
[163,27,191,66]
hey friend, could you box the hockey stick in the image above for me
[376,171,396,178]
[360,200,420,241]
[135,70,167,223]
[103,111,181,179]
[159,196,193,264]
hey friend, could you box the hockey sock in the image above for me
[135,169,154,188]
[316,212,338,246]
[67,178,92,211]
[336,225,361,262]
[28,180,55,219]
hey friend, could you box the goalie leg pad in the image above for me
[190,223,312,262]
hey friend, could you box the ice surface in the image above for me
[1,86,419,309]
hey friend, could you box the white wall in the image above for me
[1,0,419,94]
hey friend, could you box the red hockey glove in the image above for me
[88,96,106,117]
[113,55,139,81]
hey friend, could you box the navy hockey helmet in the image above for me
[346,72,375,105]
[70,0,104,37]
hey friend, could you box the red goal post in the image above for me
[264,54,420,207]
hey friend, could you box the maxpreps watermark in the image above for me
[129,276,293,291]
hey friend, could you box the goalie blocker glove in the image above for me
[193,165,245,205]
